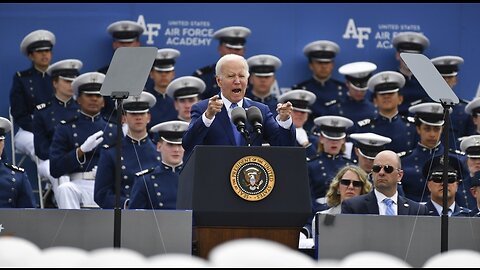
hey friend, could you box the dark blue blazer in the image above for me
[182,96,296,159]
[341,191,429,215]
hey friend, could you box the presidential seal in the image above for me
[230,155,275,201]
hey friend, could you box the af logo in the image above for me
[342,18,371,49]
[230,156,275,201]
[137,15,161,45]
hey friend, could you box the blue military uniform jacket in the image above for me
[94,134,161,209]
[401,143,445,202]
[341,191,429,215]
[145,86,178,130]
[308,152,355,210]
[9,67,54,132]
[292,77,347,131]
[449,100,475,150]
[193,64,218,100]
[182,97,296,160]
[129,163,183,209]
[33,97,80,160]
[325,94,377,125]
[426,200,473,217]
[49,112,117,178]
[0,162,35,208]
[245,86,278,117]
[354,114,416,154]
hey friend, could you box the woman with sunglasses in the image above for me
[308,165,372,239]
[321,165,372,215]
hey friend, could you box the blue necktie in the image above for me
[230,103,241,146]
[383,198,395,216]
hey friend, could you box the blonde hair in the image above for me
[325,165,372,207]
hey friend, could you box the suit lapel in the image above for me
[397,196,410,215]
[367,192,380,214]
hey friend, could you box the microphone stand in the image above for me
[111,92,128,248]
[440,99,453,253]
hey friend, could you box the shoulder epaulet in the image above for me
[330,78,346,87]
[4,163,25,173]
[410,99,423,106]
[398,150,412,158]
[306,153,321,162]
[35,102,51,111]
[451,149,465,156]
[406,116,415,123]
[194,65,214,76]
[16,69,32,77]
[458,207,472,214]
[135,167,155,177]
[357,118,371,127]
[324,99,337,107]
[291,80,309,89]
[103,116,119,125]
[61,116,78,125]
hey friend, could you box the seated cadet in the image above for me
[33,59,82,204]
[307,115,355,212]
[458,135,480,209]
[193,25,251,100]
[0,117,35,208]
[277,89,317,157]
[327,61,377,124]
[349,132,391,174]
[392,31,431,116]
[431,55,474,150]
[291,40,347,131]
[401,102,446,203]
[145,48,180,130]
[464,97,480,136]
[97,20,144,123]
[423,155,473,217]
[342,150,428,215]
[49,72,117,209]
[354,71,416,153]
[166,76,206,123]
[245,54,282,116]
[469,171,480,216]
[129,120,189,209]
[95,91,161,209]
[9,29,56,162]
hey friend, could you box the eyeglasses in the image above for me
[430,176,457,184]
[340,179,364,188]
[371,164,399,174]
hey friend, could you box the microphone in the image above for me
[231,106,247,135]
[246,106,263,134]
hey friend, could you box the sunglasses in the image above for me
[371,164,399,174]
[430,177,457,184]
[340,179,363,188]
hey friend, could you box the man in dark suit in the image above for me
[341,150,428,215]
[182,54,296,160]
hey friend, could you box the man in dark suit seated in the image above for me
[341,150,428,215]
[182,54,296,160]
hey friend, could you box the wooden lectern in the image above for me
[177,145,312,258]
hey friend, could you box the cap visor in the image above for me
[321,131,346,140]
